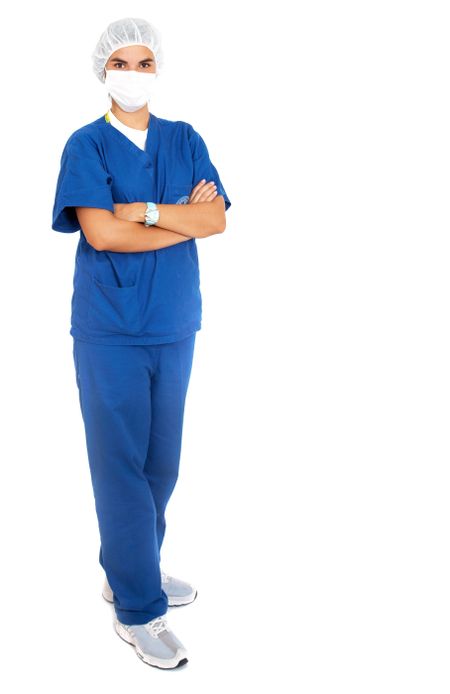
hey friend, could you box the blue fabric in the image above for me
[52,112,231,345]
[73,333,196,625]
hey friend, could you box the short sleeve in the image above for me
[188,126,231,211]
[51,133,114,233]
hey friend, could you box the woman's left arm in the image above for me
[114,178,227,238]
[115,196,226,238]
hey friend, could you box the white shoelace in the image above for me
[144,615,168,637]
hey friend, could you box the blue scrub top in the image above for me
[52,112,231,345]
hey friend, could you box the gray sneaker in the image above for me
[102,571,197,607]
[114,615,188,669]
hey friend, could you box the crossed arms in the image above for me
[75,180,226,253]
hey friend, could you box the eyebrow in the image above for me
[110,57,154,63]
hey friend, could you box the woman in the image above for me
[51,17,231,670]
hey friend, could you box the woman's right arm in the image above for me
[75,208,192,252]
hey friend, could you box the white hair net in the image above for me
[92,17,164,83]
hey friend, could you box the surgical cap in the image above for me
[92,17,164,83]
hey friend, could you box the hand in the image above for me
[113,202,145,222]
[188,179,218,204]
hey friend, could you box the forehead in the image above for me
[108,45,155,61]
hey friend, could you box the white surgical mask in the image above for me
[104,69,158,112]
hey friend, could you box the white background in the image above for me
[1,0,449,691]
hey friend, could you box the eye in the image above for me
[141,62,152,68]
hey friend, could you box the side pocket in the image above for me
[87,277,141,335]
[72,340,80,389]
[72,339,84,414]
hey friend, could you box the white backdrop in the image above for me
[1,0,449,691]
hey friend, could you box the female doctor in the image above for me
[51,17,231,670]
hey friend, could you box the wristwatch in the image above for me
[144,202,160,227]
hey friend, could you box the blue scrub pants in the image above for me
[72,333,196,625]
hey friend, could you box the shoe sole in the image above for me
[102,589,198,608]
[114,619,188,669]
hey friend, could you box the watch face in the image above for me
[145,211,159,226]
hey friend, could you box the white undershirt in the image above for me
[107,109,148,151]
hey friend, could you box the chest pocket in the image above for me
[165,183,192,205]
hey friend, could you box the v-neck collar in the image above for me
[101,110,159,160]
